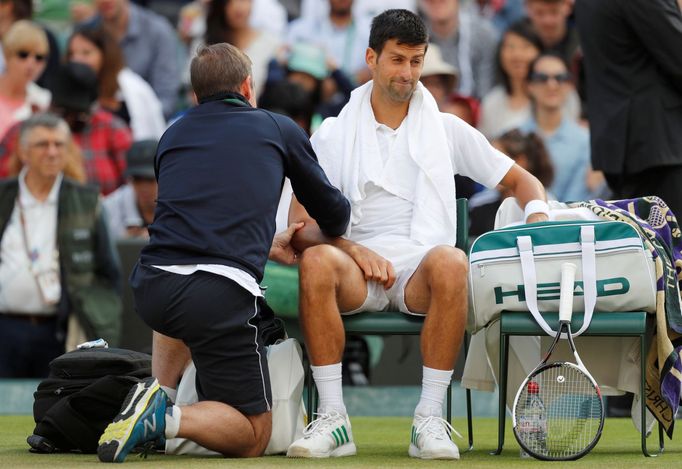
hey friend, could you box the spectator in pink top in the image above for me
[0,20,50,140]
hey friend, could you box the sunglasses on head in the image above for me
[530,72,571,84]
[16,50,46,62]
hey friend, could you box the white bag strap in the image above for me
[517,235,558,337]
[577,225,597,336]
[517,225,597,337]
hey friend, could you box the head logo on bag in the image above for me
[469,220,657,335]
[494,277,631,305]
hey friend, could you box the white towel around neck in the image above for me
[311,80,458,246]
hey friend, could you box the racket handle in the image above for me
[559,262,577,323]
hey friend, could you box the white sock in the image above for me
[312,363,347,415]
[160,385,177,404]
[414,366,453,418]
[164,405,181,439]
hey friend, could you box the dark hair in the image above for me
[51,61,99,113]
[67,27,125,101]
[369,9,428,57]
[495,129,554,187]
[259,81,314,134]
[1,0,32,20]
[496,19,542,94]
[190,43,252,100]
[205,0,238,45]
[527,51,571,82]
[286,71,322,112]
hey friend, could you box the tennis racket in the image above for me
[512,262,605,460]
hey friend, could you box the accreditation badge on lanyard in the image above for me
[17,201,61,305]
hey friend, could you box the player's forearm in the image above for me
[500,165,545,201]
[291,220,327,252]
[290,220,356,254]
[503,165,546,205]
[513,176,547,208]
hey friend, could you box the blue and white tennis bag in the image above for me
[468,220,657,335]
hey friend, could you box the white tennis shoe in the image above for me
[287,410,356,458]
[409,415,461,460]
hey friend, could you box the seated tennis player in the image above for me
[287,9,548,460]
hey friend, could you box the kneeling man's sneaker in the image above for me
[98,377,167,463]
[287,410,356,458]
[408,415,460,460]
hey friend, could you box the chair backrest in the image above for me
[116,238,152,353]
[456,198,468,251]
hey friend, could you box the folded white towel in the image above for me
[312,81,458,246]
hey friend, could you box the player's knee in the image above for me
[425,246,468,281]
[299,245,346,290]
[236,436,269,458]
[232,412,272,458]
[299,245,340,275]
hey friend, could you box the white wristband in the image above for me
[524,199,550,222]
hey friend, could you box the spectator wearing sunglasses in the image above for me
[0,0,61,92]
[0,20,51,140]
[520,51,597,202]
[478,19,580,139]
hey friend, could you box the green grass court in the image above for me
[1,416,677,468]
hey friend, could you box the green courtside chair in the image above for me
[261,264,474,433]
[492,311,664,457]
[302,198,474,452]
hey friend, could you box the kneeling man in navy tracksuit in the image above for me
[97,42,350,463]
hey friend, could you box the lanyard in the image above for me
[16,199,59,273]
[16,199,61,305]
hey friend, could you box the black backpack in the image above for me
[28,347,152,454]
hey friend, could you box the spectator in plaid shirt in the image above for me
[0,62,132,195]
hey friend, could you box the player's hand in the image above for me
[526,212,549,224]
[344,243,396,290]
[125,226,149,239]
[270,222,304,265]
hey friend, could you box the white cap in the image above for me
[421,43,458,80]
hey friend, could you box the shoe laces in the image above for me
[303,410,345,438]
[138,441,156,459]
[415,416,463,441]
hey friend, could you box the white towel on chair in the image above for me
[311,81,458,246]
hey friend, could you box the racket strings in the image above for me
[515,364,603,459]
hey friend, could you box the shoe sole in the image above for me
[287,442,357,458]
[97,378,161,463]
[408,443,459,460]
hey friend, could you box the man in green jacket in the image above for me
[0,113,121,377]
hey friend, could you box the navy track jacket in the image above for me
[140,94,350,282]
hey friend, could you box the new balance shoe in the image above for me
[408,415,461,460]
[97,377,168,463]
[287,410,356,458]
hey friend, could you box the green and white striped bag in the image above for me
[468,220,657,335]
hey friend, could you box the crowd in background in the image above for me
[0,0,617,244]
[1,0,681,391]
